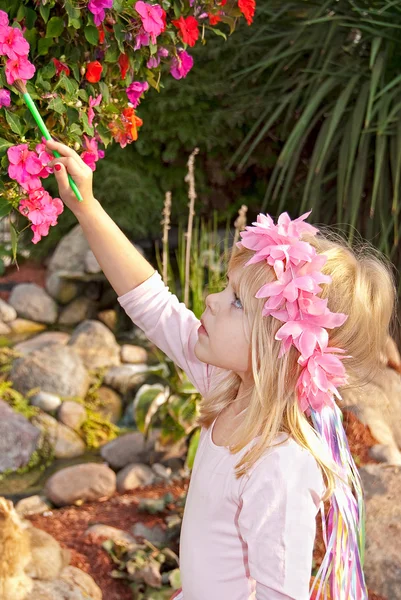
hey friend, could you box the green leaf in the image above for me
[40,62,56,80]
[69,123,83,136]
[0,197,12,219]
[105,45,119,63]
[185,428,200,469]
[85,25,99,46]
[5,111,24,136]
[206,26,227,41]
[0,138,13,155]
[37,37,53,56]
[25,8,38,30]
[113,23,125,54]
[96,122,112,147]
[98,81,110,104]
[39,3,51,24]
[80,112,94,136]
[56,73,79,96]
[65,0,81,27]
[133,384,168,434]
[46,17,65,38]
[47,96,67,114]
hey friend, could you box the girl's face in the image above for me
[194,270,252,379]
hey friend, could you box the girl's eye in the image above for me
[232,293,243,309]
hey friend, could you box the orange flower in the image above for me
[238,0,256,25]
[108,107,143,147]
[208,13,221,25]
[85,61,103,83]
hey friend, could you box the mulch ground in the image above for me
[0,260,47,301]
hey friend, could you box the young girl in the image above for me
[45,139,395,600]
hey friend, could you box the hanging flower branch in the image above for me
[0,0,256,244]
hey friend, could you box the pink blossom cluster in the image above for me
[7,141,64,244]
[237,211,349,413]
[81,134,105,171]
[0,9,35,86]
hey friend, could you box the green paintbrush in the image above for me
[13,80,83,202]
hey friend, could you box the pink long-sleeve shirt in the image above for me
[118,271,325,600]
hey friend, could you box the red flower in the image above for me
[52,58,70,77]
[85,61,103,83]
[118,53,129,79]
[238,0,256,25]
[208,13,221,25]
[161,8,167,32]
[171,15,199,47]
[97,25,105,44]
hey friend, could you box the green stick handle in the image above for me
[22,92,83,202]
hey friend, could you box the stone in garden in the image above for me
[0,320,11,335]
[0,297,17,322]
[84,249,101,274]
[31,391,62,412]
[45,463,116,507]
[58,297,96,326]
[48,224,90,274]
[45,271,81,304]
[100,429,161,469]
[9,318,46,335]
[95,386,122,424]
[14,331,70,356]
[67,320,121,369]
[360,464,401,599]
[26,525,71,580]
[104,363,148,394]
[85,524,138,548]
[97,309,117,331]
[60,566,102,600]
[131,522,168,545]
[8,283,58,324]
[32,412,86,459]
[58,401,87,431]
[341,365,401,465]
[120,344,148,364]
[152,463,172,481]
[30,578,88,600]
[0,400,41,473]
[15,494,51,517]
[10,344,89,398]
[116,463,156,493]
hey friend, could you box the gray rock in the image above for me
[95,386,122,424]
[0,320,11,335]
[152,463,172,481]
[45,271,81,304]
[45,463,116,507]
[84,249,101,274]
[58,401,87,431]
[8,318,46,335]
[8,283,58,324]
[97,309,117,331]
[31,578,87,600]
[0,298,17,322]
[131,522,167,545]
[10,344,89,397]
[85,524,138,548]
[14,331,70,356]
[31,391,62,412]
[100,430,161,469]
[48,224,90,274]
[120,344,148,364]
[33,412,86,459]
[0,400,41,473]
[104,364,148,394]
[116,463,156,493]
[15,494,51,517]
[60,566,102,600]
[360,464,401,599]
[58,297,96,326]
[68,320,120,370]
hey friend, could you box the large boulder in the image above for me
[45,463,116,507]
[0,298,17,322]
[360,464,401,599]
[0,400,41,473]
[8,283,58,324]
[116,463,156,493]
[48,224,90,273]
[57,401,87,431]
[68,320,120,370]
[45,271,81,305]
[32,413,86,459]
[14,331,70,356]
[10,344,90,397]
[95,386,123,424]
[100,430,161,469]
[58,297,96,326]
[104,363,148,394]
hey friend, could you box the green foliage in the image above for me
[0,379,39,419]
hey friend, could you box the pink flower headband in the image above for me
[238,211,368,599]
[237,211,349,414]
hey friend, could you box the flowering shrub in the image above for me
[0,0,255,245]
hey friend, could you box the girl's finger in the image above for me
[45,139,82,162]
[48,156,86,177]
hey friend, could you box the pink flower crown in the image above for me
[237,211,349,414]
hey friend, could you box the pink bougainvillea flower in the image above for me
[0,26,30,60]
[88,94,102,127]
[80,135,105,171]
[170,49,193,80]
[135,1,165,44]
[19,188,64,244]
[126,80,149,107]
[0,10,9,27]
[35,139,54,179]
[7,144,43,185]
[134,29,150,50]
[0,88,11,107]
[5,56,35,85]
[19,177,42,194]
[88,0,113,27]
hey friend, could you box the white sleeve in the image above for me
[238,444,324,600]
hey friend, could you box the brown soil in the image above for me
[0,260,46,301]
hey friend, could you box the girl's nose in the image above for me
[205,293,219,314]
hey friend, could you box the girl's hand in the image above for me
[45,139,97,215]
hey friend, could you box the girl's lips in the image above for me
[198,321,208,336]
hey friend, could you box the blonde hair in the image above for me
[198,228,396,499]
